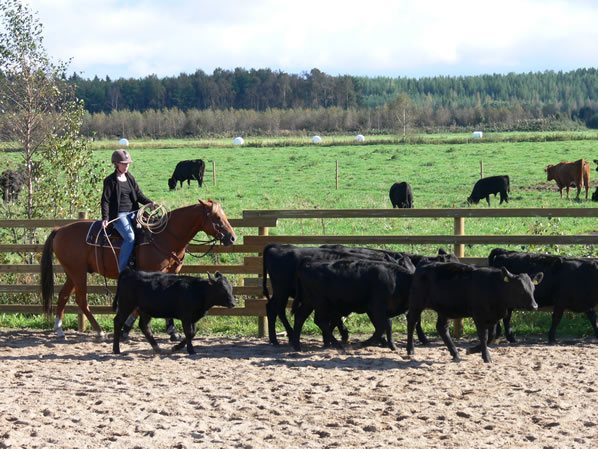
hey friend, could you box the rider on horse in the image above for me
[101,149,181,341]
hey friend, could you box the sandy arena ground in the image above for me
[1,328,598,448]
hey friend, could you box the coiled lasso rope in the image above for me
[136,203,169,233]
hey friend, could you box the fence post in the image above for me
[77,211,88,331]
[257,225,269,338]
[453,216,465,337]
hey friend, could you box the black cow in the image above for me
[406,262,542,362]
[467,175,510,206]
[112,268,235,355]
[591,160,598,201]
[0,169,25,202]
[263,243,434,346]
[389,182,413,208]
[488,248,598,343]
[292,259,415,351]
[168,159,206,190]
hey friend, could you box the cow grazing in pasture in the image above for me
[262,243,418,347]
[406,262,542,363]
[389,181,413,208]
[488,248,598,343]
[544,159,590,199]
[467,175,510,206]
[0,169,25,202]
[291,258,415,352]
[168,159,206,190]
[112,268,235,355]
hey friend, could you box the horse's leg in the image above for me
[71,273,104,340]
[54,278,75,339]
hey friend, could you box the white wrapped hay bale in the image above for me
[354,134,365,142]
[119,138,129,146]
[472,131,483,138]
[233,136,245,145]
[312,135,322,143]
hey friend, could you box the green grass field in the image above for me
[3,131,598,339]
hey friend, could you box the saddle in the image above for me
[85,221,153,249]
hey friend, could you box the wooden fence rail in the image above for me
[1,208,597,337]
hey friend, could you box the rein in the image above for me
[94,216,121,295]
[157,201,224,260]
[160,228,218,259]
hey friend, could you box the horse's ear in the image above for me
[199,199,212,214]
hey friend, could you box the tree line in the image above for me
[79,103,578,140]
[71,67,598,137]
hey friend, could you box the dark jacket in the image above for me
[101,171,153,222]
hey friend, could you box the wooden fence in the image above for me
[2,207,598,337]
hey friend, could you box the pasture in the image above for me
[3,133,598,338]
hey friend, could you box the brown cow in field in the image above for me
[544,159,590,199]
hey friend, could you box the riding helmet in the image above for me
[111,149,132,164]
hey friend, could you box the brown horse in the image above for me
[40,199,236,338]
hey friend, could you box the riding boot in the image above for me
[165,318,182,342]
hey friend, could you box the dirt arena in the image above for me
[1,328,598,448]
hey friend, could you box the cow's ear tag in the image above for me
[503,276,509,283]
[533,279,539,286]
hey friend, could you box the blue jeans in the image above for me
[114,211,136,272]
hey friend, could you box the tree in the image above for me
[587,114,598,130]
[390,92,415,137]
[0,0,104,227]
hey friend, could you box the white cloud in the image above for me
[23,0,598,79]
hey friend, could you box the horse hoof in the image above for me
[95,332,106,341]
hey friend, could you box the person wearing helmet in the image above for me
[101,149,155,272]
[101,149,181,342]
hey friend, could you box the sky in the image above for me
[23,0,598,80]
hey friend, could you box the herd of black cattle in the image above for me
[111,242,598,364]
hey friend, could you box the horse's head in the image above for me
[199,198,236,245]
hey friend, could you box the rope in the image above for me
[136,203,169,233]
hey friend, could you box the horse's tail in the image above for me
[40,229,58,317]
